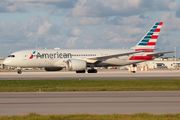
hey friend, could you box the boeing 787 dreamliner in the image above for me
[3,22,174,74]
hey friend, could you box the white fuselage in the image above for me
[3,49,152,68]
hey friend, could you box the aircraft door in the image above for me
[23,54,29,60]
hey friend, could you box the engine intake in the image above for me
[66,59,86,71]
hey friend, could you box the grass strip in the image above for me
[0,113,180,120]
[0,79,180,92]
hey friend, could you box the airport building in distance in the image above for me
[0,57,5,69]
[137,58,180,70]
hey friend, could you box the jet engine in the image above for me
[44,67,63,71]
[66,59,86,71]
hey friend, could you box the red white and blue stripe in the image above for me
[133,22,163,52]
[130,22,163,61]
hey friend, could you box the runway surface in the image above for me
[0,70,180,80]
[0,91,180,115]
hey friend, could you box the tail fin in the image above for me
[131,22,163,52]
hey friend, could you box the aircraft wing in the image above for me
[146,51,176,57]
[85,49,155,63]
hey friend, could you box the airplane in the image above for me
[3,22,175,74]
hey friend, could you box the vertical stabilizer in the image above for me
[131,22,163,52]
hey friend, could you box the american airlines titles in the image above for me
[36,52,72,59]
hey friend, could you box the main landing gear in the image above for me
[87,69,97,73]
[76,69,98,73]
[76,70,86,73]
[17,69,22,74]
[75,64,98,73]
[87,64,97,73]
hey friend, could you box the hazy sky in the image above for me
[0,0,180,57]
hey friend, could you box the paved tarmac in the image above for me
[0,91,180,115]
[0,70,180,80]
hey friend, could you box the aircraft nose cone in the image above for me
[3,59,12,66]
[3,59,8,65]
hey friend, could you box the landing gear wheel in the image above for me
[88,69,97,73]
[76,70,86,73]
[17,69,22,74]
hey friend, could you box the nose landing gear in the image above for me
[17,69,22,74]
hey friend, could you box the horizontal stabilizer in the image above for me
[147,51,176,57]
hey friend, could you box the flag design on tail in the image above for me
[132,22,163,52]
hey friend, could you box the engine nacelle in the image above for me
[44,67,63,71]
[66,59,86,71]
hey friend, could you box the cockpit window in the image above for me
[8,55,15,58]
